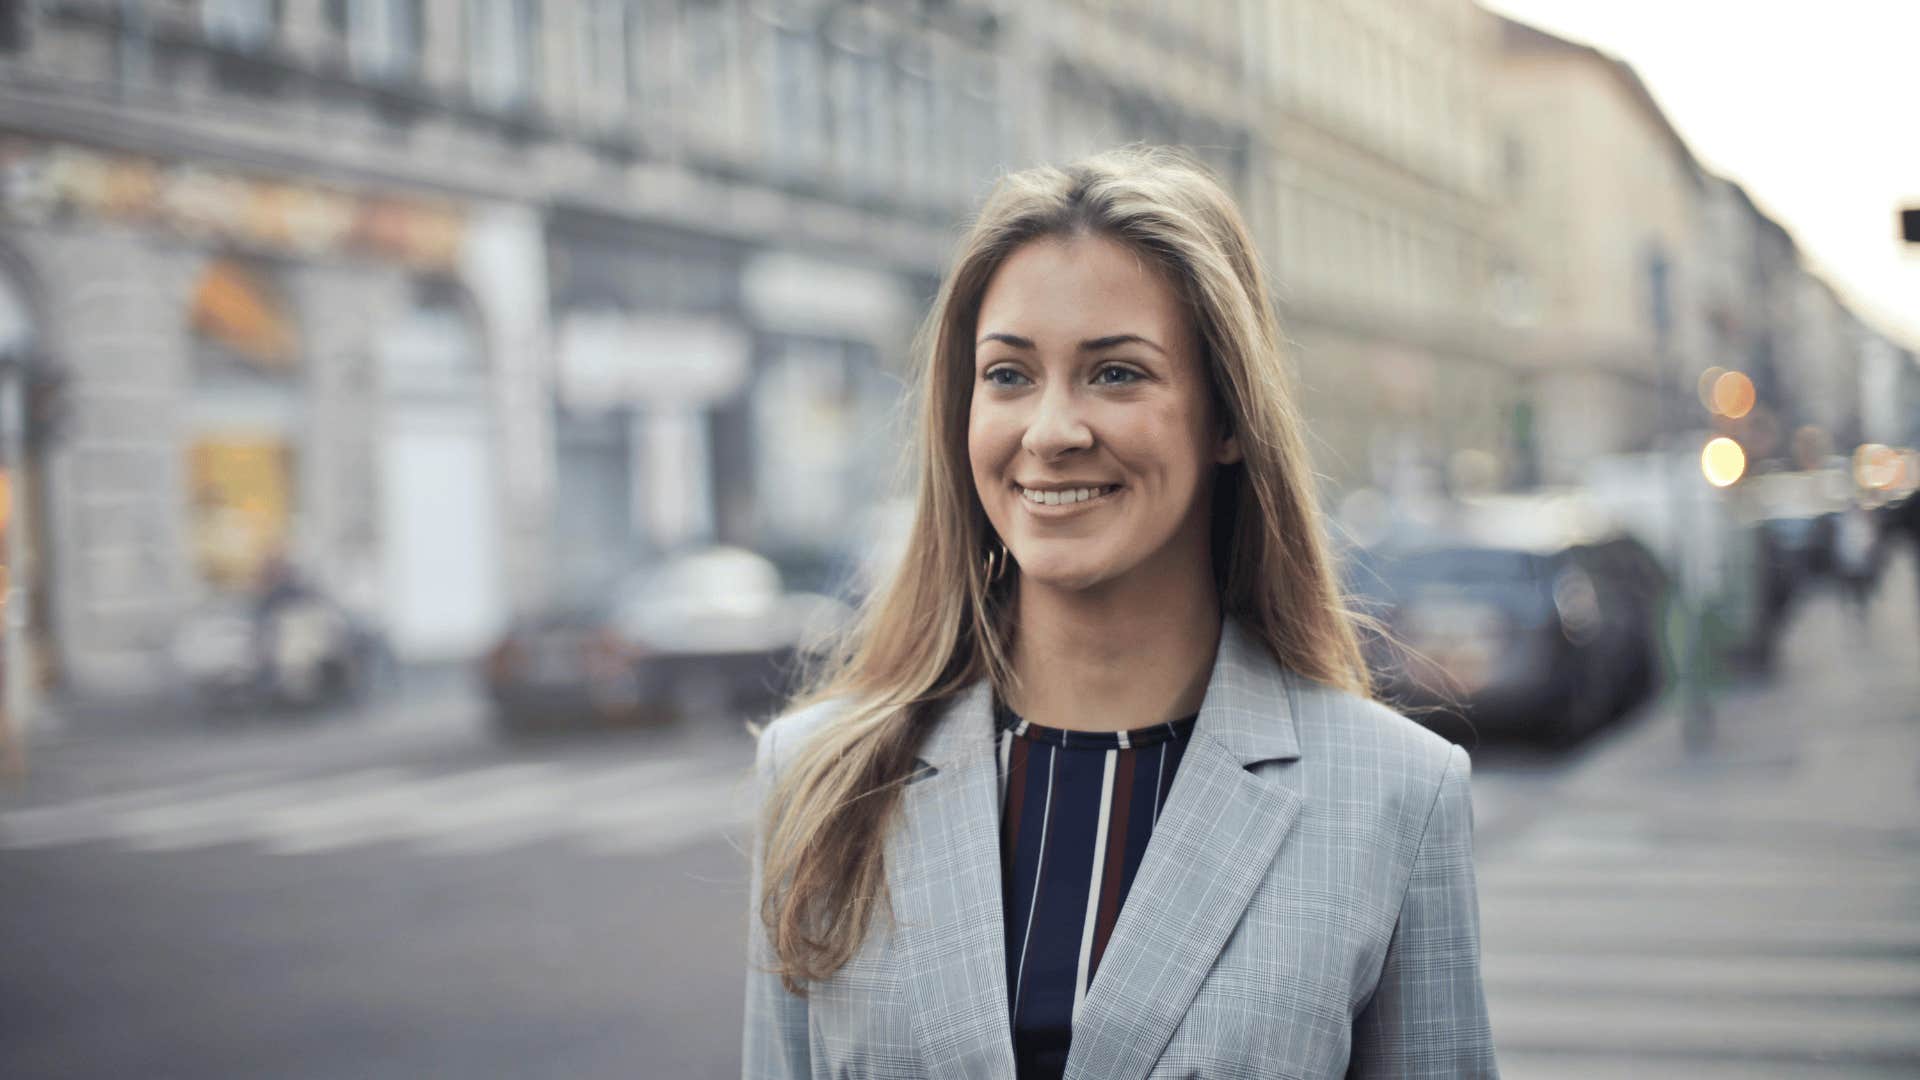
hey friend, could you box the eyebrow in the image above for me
[976,332,1167,356]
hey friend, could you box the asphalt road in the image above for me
[1,694,765,1080]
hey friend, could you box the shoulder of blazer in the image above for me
[1284,672,1457,764]
[755,695,858,779]
[1278,671,1464,807]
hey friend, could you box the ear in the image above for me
[1215,425,1243,466]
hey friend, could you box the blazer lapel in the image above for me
[1062,618,1305,1080]
[885,679,1019,1079]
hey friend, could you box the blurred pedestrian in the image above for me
[1894,490,1920,651]
[742,148,1495,1079]
[1833,501,1878,625]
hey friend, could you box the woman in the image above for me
[743,147,1497,1079]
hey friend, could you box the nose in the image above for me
[1020,380,1094,460]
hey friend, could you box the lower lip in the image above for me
[1016,486,1123,518]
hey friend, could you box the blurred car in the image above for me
[1350,537,1663,747]
[481,545,851,736]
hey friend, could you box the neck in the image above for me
[1005,549,1223,734]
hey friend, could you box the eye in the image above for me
[983,366,1030,388]
[1094,364,1142,386]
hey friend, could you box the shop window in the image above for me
[187,259,300,594]
[190,258,299,376]
[376,281,485,399]
[188,436,295,592]
[751,337,893,553]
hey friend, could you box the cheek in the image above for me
[1106,404,1191,476]
[967,409,1015,476]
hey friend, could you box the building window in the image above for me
[896,56,936,198]
[957,53,999,195]
[626,2,667,111]
[342,0,422,81]
[1502,133,1526,195]
[680,0,736,152]
[577,0,630,120]
[769,23,823,172]
[468,0,535,112]
[203,0,279,52]
[827,41,890,191]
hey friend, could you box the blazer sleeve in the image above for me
[742,721,812,1080]
[1348,745,1499,1078]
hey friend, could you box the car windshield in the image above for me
[1358,547,1554,620]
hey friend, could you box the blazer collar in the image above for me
[909,616,1303,776]
[888,616,1306,1080]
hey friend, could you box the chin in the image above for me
[1012,554,1124,594]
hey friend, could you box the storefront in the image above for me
[738,251,921,594]
[544,210,926,603]
[546,213,750,601]
[0,133,509,693]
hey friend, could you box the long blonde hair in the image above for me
[753,145,1372,995]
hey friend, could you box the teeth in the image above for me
[1021,485,1116,505]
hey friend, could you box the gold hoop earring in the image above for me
[983,541,1010,585]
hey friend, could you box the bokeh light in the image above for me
[1710,370,1756,419]
[1695,366,1727,412]
[1701,436,1747,487]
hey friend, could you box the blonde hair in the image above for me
[753,145,1372,995]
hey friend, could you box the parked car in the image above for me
[481,546,851,736]
[1350,537,1663,747]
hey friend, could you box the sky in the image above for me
[1481,0,1920,349]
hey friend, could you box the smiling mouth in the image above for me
[1015,483,1123,507]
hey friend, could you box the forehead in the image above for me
[976,234,1195,354]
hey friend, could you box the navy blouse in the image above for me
[992,697,1199,1080]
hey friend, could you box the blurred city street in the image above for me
[1480,543,1920,1078]
[2,0,1917,1075]
[1,547,1914,1078]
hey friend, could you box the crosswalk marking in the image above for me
[1480,819,1920,1073]
[0,756,753,860]
[118,769,411,852]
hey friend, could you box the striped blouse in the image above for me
[992,696,1199,1080]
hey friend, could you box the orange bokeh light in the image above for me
[1711,371,1755,419]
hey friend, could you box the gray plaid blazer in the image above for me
[743,617,1498,1079]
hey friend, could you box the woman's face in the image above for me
[967,233,1241,596]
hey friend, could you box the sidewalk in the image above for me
[2,664,491,802]
[1479,545,1920,1077]
[1548,542,1920,835]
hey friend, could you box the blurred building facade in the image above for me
[1030,0,1513,497]
[1488,15,1913,486]
[0,0,1009,701]
[0,1,1913,705]
[1242,0,1511,500]
[1489,17,1711,486]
